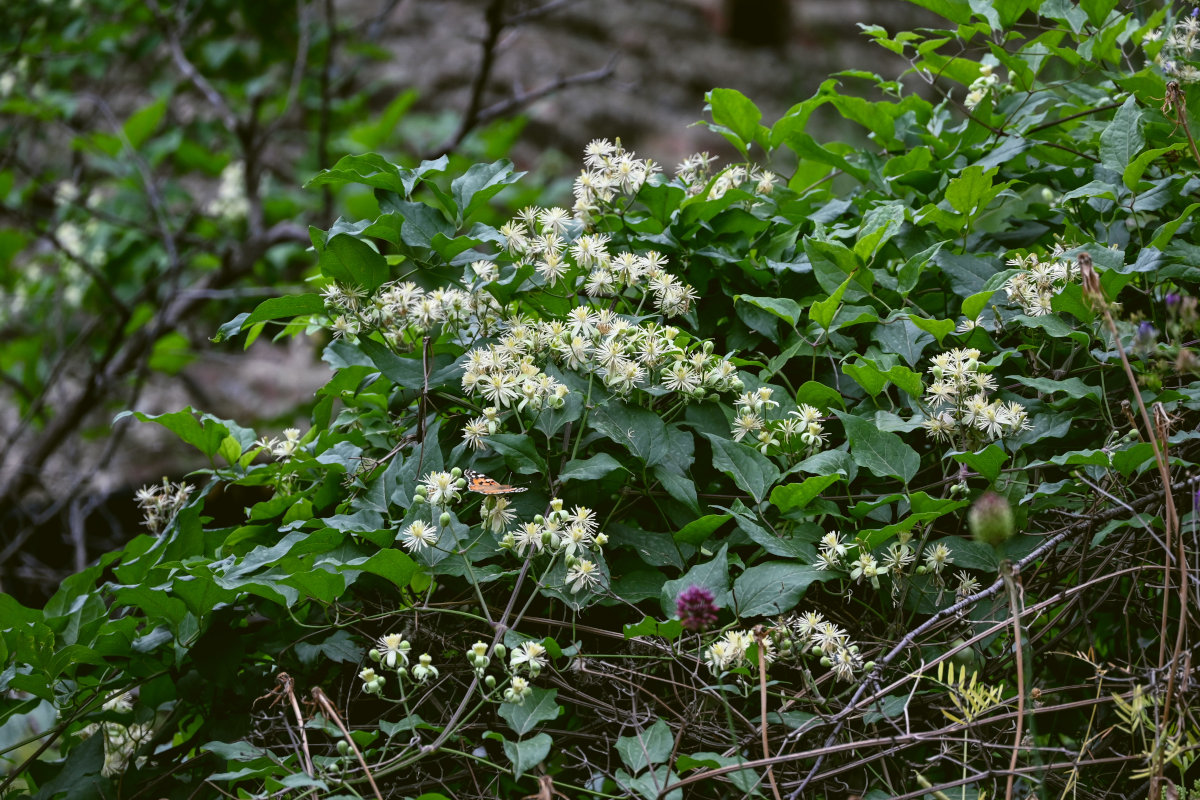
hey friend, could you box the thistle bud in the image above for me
[969,491,1015,548]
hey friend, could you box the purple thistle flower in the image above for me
[677,585,719,632]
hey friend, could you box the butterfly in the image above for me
[464,469,527,495]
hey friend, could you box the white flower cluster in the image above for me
[704,629,768,674]
[133,478,194,534]
[499,204,699,317]
[572,138,659,225]
[675,153,777,199]
[920,348,1031,444]
[77,693,152,778]
[206,161,250,220]
[1150,12,1200,83]
[321,278,504,345]
[813,531,920,591]
[254,427,305,461]
[704,613,868,683]
[731,388,827,457]
[785,611,865,683]
[1002,248,1080,317]
[500,501,608,594]
[458,312,740,450]
[964,63,1004,110]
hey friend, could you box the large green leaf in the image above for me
[834,411,920,484]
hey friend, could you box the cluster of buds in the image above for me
[133,478,194,534]
[503,676,533,705]
[731,387,828,457]
[321,278,504,347]
[920,347,1031,446]
[467,641,503,676]
[358,667,385,695]
[816,531,953,594]
[499,500,608,595]
[704,629,766,674]
[365,634,438,690]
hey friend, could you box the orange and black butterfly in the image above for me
[464,469,527,495]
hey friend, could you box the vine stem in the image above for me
[1000,560,1026,800]
[1080,251,1188,799]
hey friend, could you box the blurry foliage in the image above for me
[0,0,589,596]
[4,1,1200,799]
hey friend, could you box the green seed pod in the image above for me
[969,491,1016,548]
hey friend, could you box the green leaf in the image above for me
[1012,375,1102,402]
[1123,143,1187,190]
[116,408,229,460]
[704,435,781,504]
[591,404,671,468]
[770,474,840,512]
[733,563,829,617]
[244,293,326,326]
[498,687,560,736]
[707,88,764,153]
[674,514,730,545]
[486,433,549,475]
[560,453,628,482]
[319,234,388,293]
[952,445,1008,484]
[946,165,1004,216]
[962,290,997,320]
[811,275,853,331]
[1100,96,1145,176]
[907,314,956,345]
[834,411,920,484]
[451,160,521,221]
[854,201,906,260]
[123,98,167,149]
[617,719,674,773]
[737,295,802,327]
[499,732,552,778]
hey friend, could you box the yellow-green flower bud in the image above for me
[485,675,497,690]
[440,511,451,527]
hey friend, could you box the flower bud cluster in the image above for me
[572,138,658,226]
[364,633,439,691]
[783,612,869,682]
